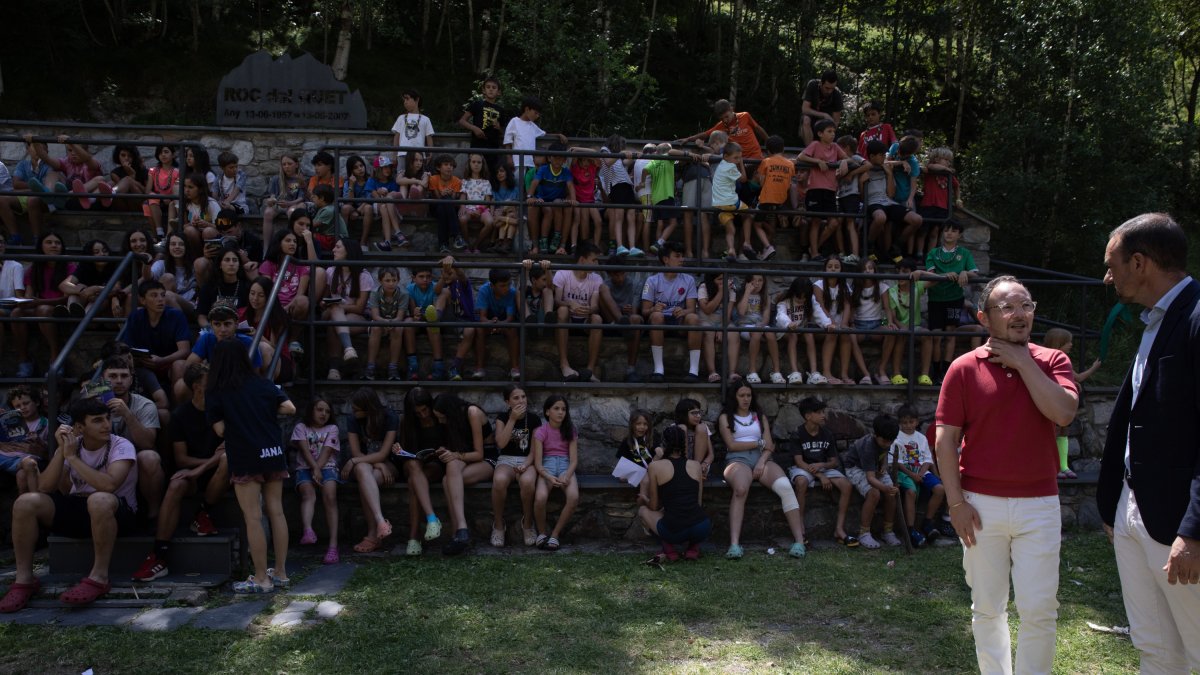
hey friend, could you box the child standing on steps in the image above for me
[291,398,343,564]
[533,395,579,551]
[1041,328,1101,479]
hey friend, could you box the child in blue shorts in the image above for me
[291,398,343,564]
[891,405,946,547]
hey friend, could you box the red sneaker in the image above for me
[131,553,168,582]
[191,509,216,536]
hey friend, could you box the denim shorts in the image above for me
[853,318,883,331]
[725,450,762,470]
[496,455,528,470]
[0,452,33,474]
[543,454,570,477]
[295,467,342,488]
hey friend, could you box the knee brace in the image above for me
[772,476,799,513]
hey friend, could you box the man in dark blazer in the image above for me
[1098,212,1200,673]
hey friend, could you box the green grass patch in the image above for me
[0,531,1136,673]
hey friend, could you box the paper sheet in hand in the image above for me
[612,457,647,487]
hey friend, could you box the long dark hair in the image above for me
[820,260,851,313]
[349,387,387,441]
[433,393,480,451]
[31,232,69,297]
[701,272,726,303]
[721,381,762,419]
[165,232,198,280]
[331,237,363,298]
[662,424,688,458]
[302,396,333,428]
[674,398,701,425]
[74,239,115,287]
[542,394,576,441]
[111,144,146,179]
[776,277,814,320]
[264,228,298,266]
[206,338,253,393]
[186,145,214,181]
[849,260,879,309]
[400,386,435,452]
[247,276,289,338]
[214,243,249,284]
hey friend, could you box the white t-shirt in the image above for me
[503,117,546,172]
[711,160,741,206]
[325,268,377,300]
[633,159,653,197]
[69,435,139,511]
[892,429,933,472]
[552,270,602,308]
[852,282,889,323]
[0,260,26,297]
[150,259,197,302]
[811,279,844,328]
[392,113,435,156]
[462,177,492,203]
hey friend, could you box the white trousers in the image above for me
[962,491,1061,675]
[1114,484,1200,674]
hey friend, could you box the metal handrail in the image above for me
[46,251,138,424]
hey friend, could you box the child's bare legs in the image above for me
[366,326,383,368]
[528,206,543,252]
[753,222,771,250]
[261,206,281,244]
[320,478,338,549]
[357,204,374,249]
[844,218,860,257]
[724,463,752,547]
[607,208,625,250]
[878,333,896,380]
[846,334,871,381]
[900,212,923,255]
[765,332,782,375]
[820,332,837,378]
[492,464,536,533]
[830,475,854,540]
[403,460,440,541]
[549,475,578,540]
[387,326,404,367]
[722,329,741,377]
[747,333,761,378]
[808,218,825,257]
[296,482,317,537]
[784,334,800,374]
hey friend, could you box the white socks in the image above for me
[652,346,664,373]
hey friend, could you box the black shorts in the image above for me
[916,206,947,234]
[838,195,862,217]
[866,203,910,225]
[51,492,137,539]
[735,181,760,207]
[804,189,838,216]
[927,298,967,331]
[607,183,638,206]
[652,197,681,223]
[755,202,785,223]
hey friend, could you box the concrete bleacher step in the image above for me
[48,530,236,581]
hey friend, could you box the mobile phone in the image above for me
[322,296,343,305]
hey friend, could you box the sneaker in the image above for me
[327,368,342,381]
[811,254,827,263]
[787,371,804,384]
[132,553,168,582]
[449,366,462,381]
[509,368,521,381]
[359,243,370,253]
[289,340,304,356]
[615,245,630,256]
[453,235,467,250]
[891,374,909,385]
[650,239,664,254]
[628,247,645,257]
[648,372,664,383]
[917,375,934,386]
[523,526,538,546]
[388,364,402,381]
[374,239,393,252]
[442,529,470,556]
[394,232,412,248]
[760,245,777,261]
[607,242,617,256]
[923,522,941,543]
[406,539,423,556]
[842,253,860,265]
[882,532,903,547]
[937,520,958,538]
[742,244,757,259]
[299,527,318,545]
[439,245,451,254]
[858,532,882,550]
[684,372,700,383]
[364,364,376,380]
[430,363,447,381]
[736,253,750,262]
[424,517,443,541]
[190,510,217,536]
[343,347,360,366]
[490,525,506,547]
[745,372,762,384]
[16,362,33,378]
[806,371,828,385]
[470,368,486,381]
[624,370,643,383]
[769,372,785,384]
[909,528,926,548]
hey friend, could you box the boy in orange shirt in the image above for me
[752,135,792,261]
[428,155,466,252]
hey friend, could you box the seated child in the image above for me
[533,395,579,551]
[783,396,858,547]
[311,184,349,253]
[365,266,413,381]
[474,267,521,380]
[407,265,446,380]
[615,409,663,502]
[291,397,343,565]
[553,242,604,382]
[0,386,50,494]
[891,405,946,547]
[843,414,903,548]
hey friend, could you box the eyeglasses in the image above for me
[985,301,1037,316]
[688,410,702,416]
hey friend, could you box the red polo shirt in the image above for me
[935,343,1077,498]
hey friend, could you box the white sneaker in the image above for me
[770,372,785,384]
[787,371,804,384]
[858,532,882,549]
[882,532,903,547]
[342,347,359,365]
[490,525,505,547]
[806,371,828,385]
[745,372,762,384]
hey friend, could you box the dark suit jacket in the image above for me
[1098,279,1200,546]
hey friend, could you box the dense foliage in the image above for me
[1,0,1197,277]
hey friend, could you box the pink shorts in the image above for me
[459,204,490,219]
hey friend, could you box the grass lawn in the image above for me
[0,531,1136,674]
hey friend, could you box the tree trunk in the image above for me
[1180,59,1199,195]
[489,0,507,74]
[952,20,970,152]
[422,0,432,50]
[629,0,657,106]
[466,0,477,75]
[729,0,741,104]
[189,0,201,52]
[478,9,491,74]
[331,0,353,80]
[435,0,449,47]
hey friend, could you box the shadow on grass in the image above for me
[0,532,1139,674]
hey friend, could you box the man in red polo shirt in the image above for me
[935,275,1079,675]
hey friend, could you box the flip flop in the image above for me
[836,534,861,548]
[59,577,110,605]
[562,368,580,382]
[353,536,382,553]
[544,537,560,551]
[826,376,845,385]
[0,579,41,613]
